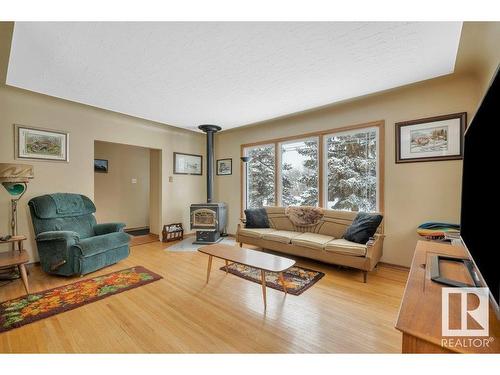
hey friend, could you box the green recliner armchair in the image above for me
[28,193,131,276]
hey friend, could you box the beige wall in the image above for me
[1,21,498,266]
[215,74,481,266]
[94,141,151,230]
[0,22,205,261]
[456,22,500,96]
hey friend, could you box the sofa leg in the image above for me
[363,271,368,283]
[239,242,243,248]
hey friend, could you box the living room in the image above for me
[1,1,499,373]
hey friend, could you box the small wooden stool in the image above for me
[0,235,30,294]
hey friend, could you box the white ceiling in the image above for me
[7,22,462,131]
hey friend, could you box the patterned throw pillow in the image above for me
[343,212,383,244]
[244,208,270,228]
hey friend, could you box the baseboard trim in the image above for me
[125,226,149,232]
[378,261,410,271]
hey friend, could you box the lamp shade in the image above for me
[1,182,26,196]
[240,156,251,163]
[0,163,34,183]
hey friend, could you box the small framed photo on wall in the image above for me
[395,112,466,163]
[94,159,109,173]
[216,158,232,175]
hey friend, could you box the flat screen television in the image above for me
[460,65,500,314]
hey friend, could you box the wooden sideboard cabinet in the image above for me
[395,240,499,353]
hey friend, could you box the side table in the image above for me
[0,235,30,294]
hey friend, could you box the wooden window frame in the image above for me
[240,120,385,217]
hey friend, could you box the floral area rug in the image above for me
[0,266,162,333]
[220,263,324,295]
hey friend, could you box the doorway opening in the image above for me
[94,141,162,245]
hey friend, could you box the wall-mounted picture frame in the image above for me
[94,159,109,173]
[15,124,69,162]
[216,158,232,175]
[173,152,203,175]
[395,112,466,164]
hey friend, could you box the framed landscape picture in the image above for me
[174,152,203,175]
[15,125,69,162]
[216,158,232,175]
[94,159,109,173]
[395,112,466,163]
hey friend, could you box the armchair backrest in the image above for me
[28,193,97,239]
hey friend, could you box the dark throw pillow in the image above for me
[343,212,383,244]
[244,208,270,228]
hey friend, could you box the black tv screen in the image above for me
[461,67,500,308]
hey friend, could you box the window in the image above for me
[241,122,382,213]
[280,138,319,206]
[324,128,378,212]
[244,144,276,208]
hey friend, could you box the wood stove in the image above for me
[190,124,228,244]
[190,202,227,244]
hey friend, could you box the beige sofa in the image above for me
[236,207,385,282]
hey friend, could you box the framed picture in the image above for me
[216,158,232,175]
[173,152,203,175]
[395,112,466,163]
[94,159,108,173]
[15,124,69,162]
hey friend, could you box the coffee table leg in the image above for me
[225,260,229,274]
[279,272,287,294]
[260,270,267,309]
[18,264,29,294]
[206,255,213,283]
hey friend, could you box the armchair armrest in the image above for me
[93,222,126,236]
[36,231,80,243]
[35,231,81,273]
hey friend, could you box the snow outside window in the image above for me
[325,128,378,212]
[244,144,276,208]
[279,138,319,206]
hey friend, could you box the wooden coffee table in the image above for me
[198,243,296,309]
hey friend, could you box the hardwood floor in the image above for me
[0,239,408,353]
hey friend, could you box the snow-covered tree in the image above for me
[281,162,300,206]
[246,146,275,208]
[245,130,377,211]
[326,130,377,211]
[296,140,319,206]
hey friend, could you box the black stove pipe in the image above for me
[198,124,222,203]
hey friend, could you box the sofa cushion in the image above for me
[324,239,367,257]
[262,230,302,244]
[291,232,335,250]
[238,227,277,239]
[343,212,383,244]
[244,208,270,228]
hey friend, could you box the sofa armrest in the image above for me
[36,230,80,244]
[365,233,385,270]
[93,222,126,236]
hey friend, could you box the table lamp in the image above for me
[0,163,34,238]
